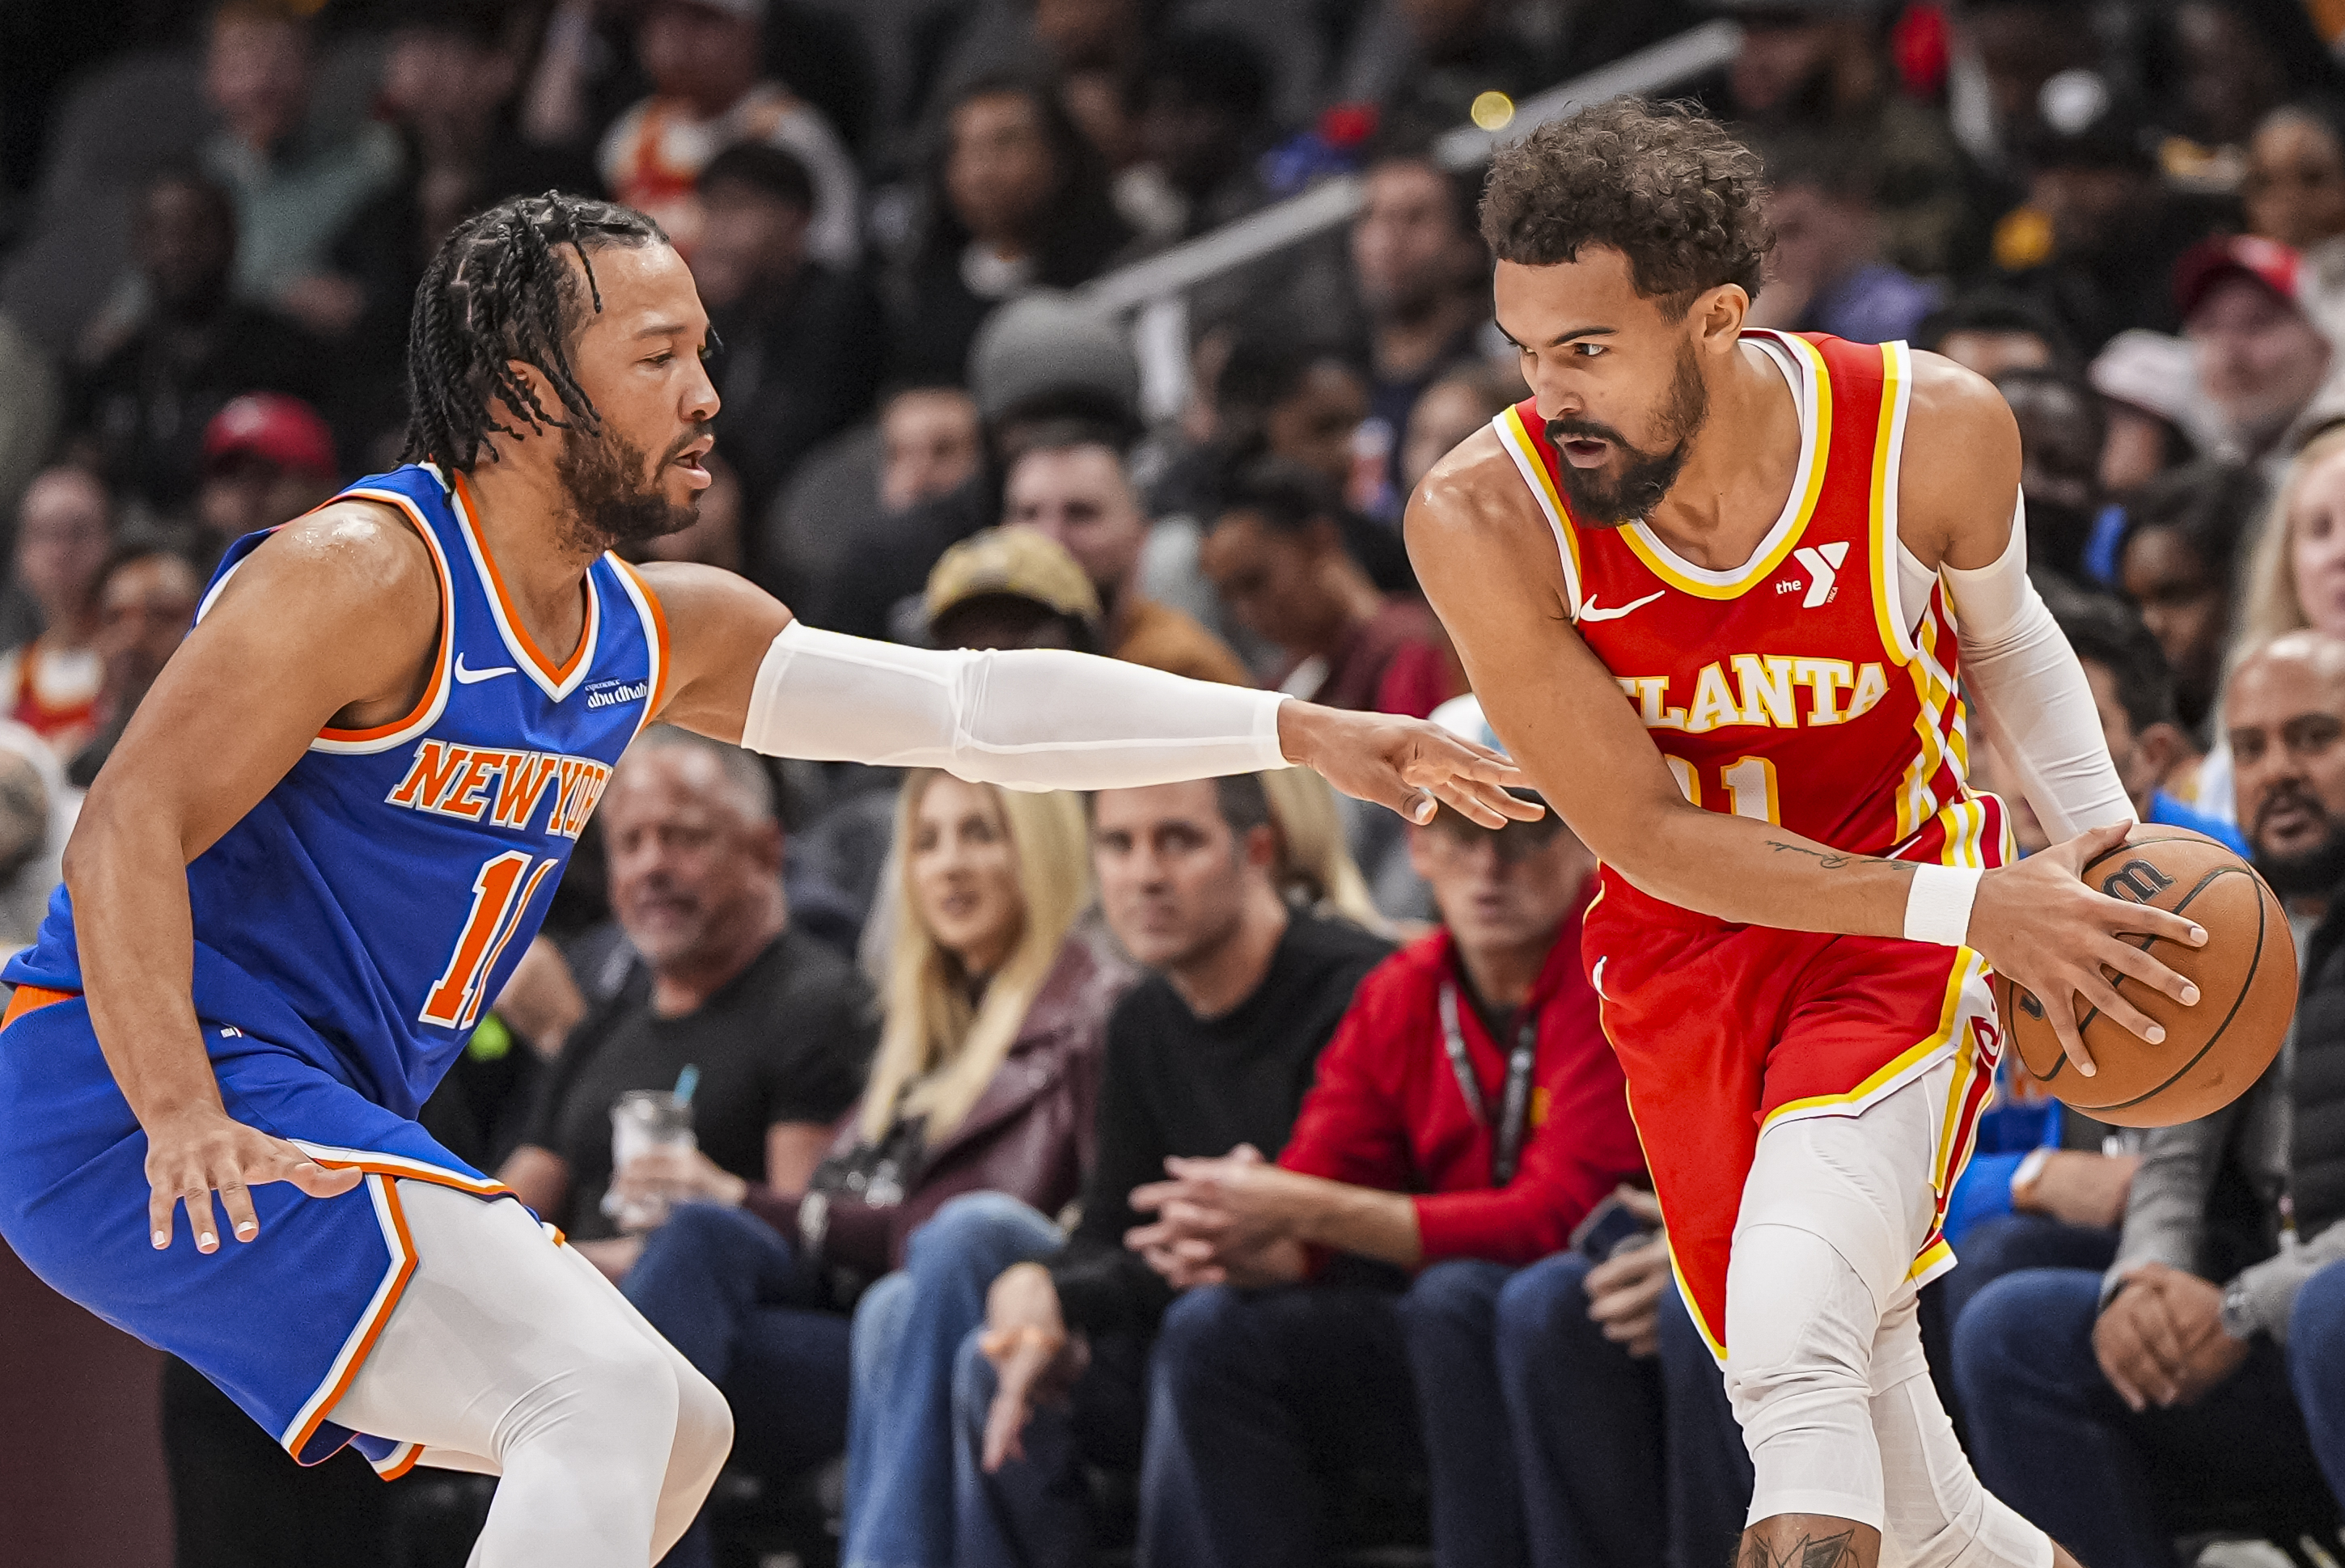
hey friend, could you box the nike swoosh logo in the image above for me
[1577,590,1665,623]
[453,654,519,684]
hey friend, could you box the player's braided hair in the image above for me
[1479,98,1771,317]
[401,192,667,472]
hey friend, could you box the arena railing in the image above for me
[1077,20,1744,420]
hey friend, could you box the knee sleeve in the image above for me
[1725,1223,1888,1530]
[1872,1371,2050,1568]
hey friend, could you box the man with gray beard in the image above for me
[1956,630,2345,1563]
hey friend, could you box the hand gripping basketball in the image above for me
[143,1104,363,1253]
[1279,704,1545,828]
[1966,822,2208,1079]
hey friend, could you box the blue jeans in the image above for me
[620,1202,853,1568]
[1402,1253,1662,1568]
[1954,1267,2333,1567]
[952,1323,1151,1568]
[1937,1212,2119,1334]
[1138,1278,1422,1568]
[1654,1278,1752,1568]
[841,1193,1064,1568]
[2288,1257,2345,1502]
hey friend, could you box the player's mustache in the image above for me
[1547,418,1629,447]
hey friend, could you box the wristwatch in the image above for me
[2219,1278,2261,1342]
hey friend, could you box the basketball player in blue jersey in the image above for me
[0,195,1531,1567]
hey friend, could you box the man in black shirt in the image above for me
[839,772,1387,1568]
[498,727,873,1278]
[67,169,330,516]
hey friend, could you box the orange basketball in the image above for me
[1994,829,2296,1128]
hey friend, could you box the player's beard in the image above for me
[2252,786,2345,898]
[553,421,701,555]
[1546,340,1709,526]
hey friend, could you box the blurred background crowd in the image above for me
[9,0,2345,1566]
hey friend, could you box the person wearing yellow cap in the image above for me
[924,527,1105,653]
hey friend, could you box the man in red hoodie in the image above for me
[1121,695,1657,1568]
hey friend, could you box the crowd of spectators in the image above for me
[11,1,2345,1566]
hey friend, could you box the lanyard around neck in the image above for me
[1437,979,1538,1188]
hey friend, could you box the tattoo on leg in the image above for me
[1738,1529,1859,1568]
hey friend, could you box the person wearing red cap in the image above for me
[194,392,340,567]
[2177,234,2337,472]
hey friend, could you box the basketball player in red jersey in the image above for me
[1409,102,2203,1568]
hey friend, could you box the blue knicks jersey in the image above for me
[4,463,668,1118]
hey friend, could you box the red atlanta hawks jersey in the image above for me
[1493,331,2009,915]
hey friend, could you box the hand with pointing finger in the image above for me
[1965,823,2206,1079]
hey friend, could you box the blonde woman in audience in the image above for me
[616,771,1132,1568]
[2239,422,2345,651]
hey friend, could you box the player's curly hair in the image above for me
[401,192,667,472]
[1479,98,1771,318]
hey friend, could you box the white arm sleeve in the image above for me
[1944,498,2136,840]
[739,620,1293,789]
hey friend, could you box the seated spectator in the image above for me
[1002,422,1251,683]
[888,74,1132,384]
[497,728,874,1279]
[1128,26,1276,245]
[2117,460,2259,748]
[883,384,984,516]
[1203,459,1456,716]
[2246,98,2345,351]
[821,294,1143,643]
[1209,332,1413,590]
[0,469,112,760]
[841,775,1390,1568]
[193,392,339,568]
[69,167,325,515]
[1101,696,1650,1567]
[927,524,1105,652]
[197,0,401,336]
[0,719,73,952]
[693,142,886,529]
[1746,134,1941,346]
[621,769,1121,1568]
[1399,366,1517,500]
[66,539,202,789]
[1956,630,2345,1565]
[1915,290,2074,381]
[2066,596,2249,851]
[2003,93,2214,353]
[2243,424,2345,654]
[1349,146,1492,512]
[2087,331,2203,506]
[327,0,602,441]
[599,0,862,270]
[1994,368,2106,581]
[2178,234,2335,476]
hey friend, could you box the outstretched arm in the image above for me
[637,562,1539,827]
[1406,429,2200,1073]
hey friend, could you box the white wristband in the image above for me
[1903,863,1982,947]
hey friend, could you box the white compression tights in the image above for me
[331,1180,733,1566]
[1723,1062,2051,1568]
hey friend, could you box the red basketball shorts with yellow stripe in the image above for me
[1583,874,2001,1358]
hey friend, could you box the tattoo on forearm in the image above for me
[1738,1529,1859,1568]
[1761,839,1881,872]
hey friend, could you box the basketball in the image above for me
[1995,830,2296,1128]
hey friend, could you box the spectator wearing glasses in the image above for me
[0,468,113,761]
[1108,694,1653,1568]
